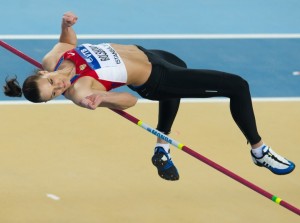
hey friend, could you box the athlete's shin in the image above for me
[156,99,180,135]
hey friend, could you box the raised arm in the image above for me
[59,12,78,45]
[42,12,78,70]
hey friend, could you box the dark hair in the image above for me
[3,74,43,103]
[3,76,22,97]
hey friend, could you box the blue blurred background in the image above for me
[1,0,300,100]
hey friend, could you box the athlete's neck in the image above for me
[57,60,76,80]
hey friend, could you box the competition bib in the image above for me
[74,43,127,83]
[75,43,123,69]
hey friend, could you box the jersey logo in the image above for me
[76,45,100,70]
[68,52,75,56]
[79,64,87,71]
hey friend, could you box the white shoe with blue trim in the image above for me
[251,146,295,175]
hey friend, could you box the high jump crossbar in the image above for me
[0,39,299,216]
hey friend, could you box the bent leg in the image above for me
[155,67,262,145]
[149,50,187,135]
[152,64,295,175]
[149,50,186,181]
[226,75,262,145]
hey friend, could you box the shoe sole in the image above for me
[152,155,179,181]
[254,161,296,175]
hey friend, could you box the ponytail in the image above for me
[3,76,22,97]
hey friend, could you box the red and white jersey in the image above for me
[55,43,128,91]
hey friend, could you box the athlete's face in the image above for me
[36,71,71,102]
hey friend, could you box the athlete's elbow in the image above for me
[120,94,138,110]
[129,96,138,108]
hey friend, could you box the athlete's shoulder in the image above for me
[42,42,76,71]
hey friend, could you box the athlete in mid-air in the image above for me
[4,11,295,181]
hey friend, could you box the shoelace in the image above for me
[263,150,289,167]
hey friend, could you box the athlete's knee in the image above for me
[232,75,250,92]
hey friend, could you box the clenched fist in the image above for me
[62,11,78,27]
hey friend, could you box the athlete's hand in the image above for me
[62,11,78,27]
[79,93,106,110]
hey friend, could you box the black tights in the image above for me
[130,47,261,145]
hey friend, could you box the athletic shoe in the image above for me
[152,147,179,181]
[251,146,295,175]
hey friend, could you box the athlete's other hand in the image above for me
[79,93,106,110]
[62,11,78,27]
